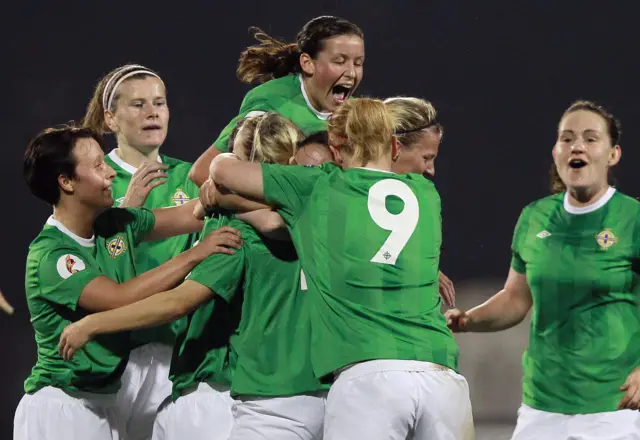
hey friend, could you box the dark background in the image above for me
[2,0,639,436]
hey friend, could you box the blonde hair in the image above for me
[252,113,303,163]
[384,97,442,147]
[233,113,302,164]
[83,64,163,134]
[327,98,394,166]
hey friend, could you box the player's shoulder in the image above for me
[159,154,193,170]
[244,75,300,107]
[610,189,640,210]
[521,192,564,216]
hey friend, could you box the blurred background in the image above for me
[2,1,638,438]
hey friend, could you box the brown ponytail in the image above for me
[236,28,301,84]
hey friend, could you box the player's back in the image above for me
[293,166,458,379]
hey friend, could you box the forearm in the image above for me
[217,191,270,213]
[84,289,188,335]
[148,200,203,241]
[117,248,204,306]
[236,210,289,240]
[465,288,531,332]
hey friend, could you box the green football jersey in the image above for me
[24,208,155,394]
[212,75,329,152]
[262,163,459,381]
[185,216,324,397]
[106,150,199,347]
[511,188,640,414]
[169,216,241,401]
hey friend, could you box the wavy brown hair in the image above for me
[237,16,363,84]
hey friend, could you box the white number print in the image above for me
[368,179,419,265]
[300,269,308,291]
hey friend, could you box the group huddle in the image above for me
[14,14,640,440]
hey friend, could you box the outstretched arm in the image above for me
[60,280,213,360]
[445,268,532,333]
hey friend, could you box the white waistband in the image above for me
[335,359,451,381]
[31,386,118,407]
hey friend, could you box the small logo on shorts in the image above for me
[172,189,190,206]
[107,236,127,258]
[596,229,617,250]
[56,254,86,279]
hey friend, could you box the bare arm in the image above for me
[60,281,213,360]
[236,210,289,240]
[77,227,242,312]
[209,154,265,200]
[146,199,204,242]
[189,145,223,187]
[445,268,532,333]
[465,269,532,332]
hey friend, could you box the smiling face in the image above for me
[300,34,365,113]
[553,109,621,193]
[63,137,116,209]
[392,128,442,178]
[105,75,169,153]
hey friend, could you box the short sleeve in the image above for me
[261,163,327,226]
[125,208,156,245]
[186,219,246,302]
[510,207,529,274]
[93,207,156,246]
[36,248,103,310]
[212,94,275,153]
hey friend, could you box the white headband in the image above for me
[102,66,161,111]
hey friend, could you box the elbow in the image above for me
[188,163,205,187]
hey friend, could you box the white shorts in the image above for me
[152,382,235,440]
[230,391,327,440]
[117,342,173,440]
[511,403,640,440]
[14,386,121,440]
[324,359,474,440]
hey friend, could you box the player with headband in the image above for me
[83,64,201,440]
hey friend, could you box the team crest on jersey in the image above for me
[107,236,127,258]
[56,254,86,279]
[172,189,190,206]
[596,229,617,250]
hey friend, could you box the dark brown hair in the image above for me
[236,16,364,84]
[24,124,105,205]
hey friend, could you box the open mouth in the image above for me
[568,159,587,169]
[332,84,353,103]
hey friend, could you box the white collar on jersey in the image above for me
[108,149,163,175]
[563,186,616,215]
[355,167,396,174]
[46,216,95,247]
[298,74,332,121]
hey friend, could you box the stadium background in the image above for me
[1,1,638,438]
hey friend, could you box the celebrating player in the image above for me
[445,100,640,439]
[83,63,201,440]
[13,125,241,440]
[208,98,474,440]
[58,113,332,440]
[385,96,455,306]
[188,15,365,186]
